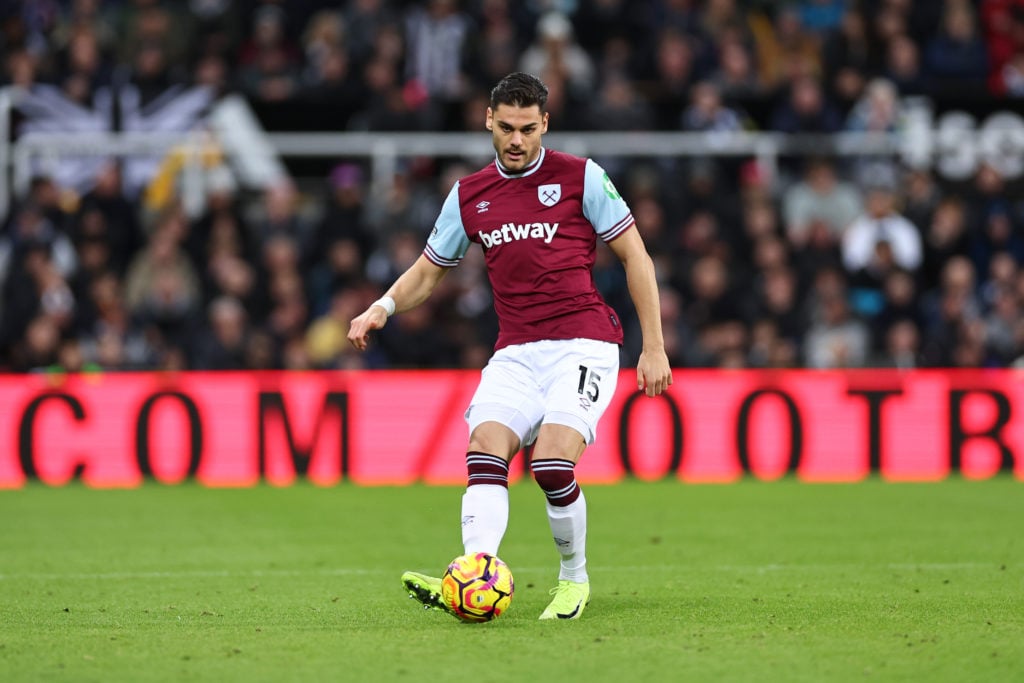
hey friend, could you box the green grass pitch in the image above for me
[1,479,1022,682]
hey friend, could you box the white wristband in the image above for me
[372,296,396,317]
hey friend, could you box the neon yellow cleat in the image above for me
[538,580,590,620]
[401,571,454,615]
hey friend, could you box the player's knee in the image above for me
[531,459,580,506]
[468,423,520,459]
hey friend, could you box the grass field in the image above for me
[1,479,1022,683]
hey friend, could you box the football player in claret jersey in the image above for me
[348,72,672,620]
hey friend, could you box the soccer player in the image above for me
[347,72,672,620]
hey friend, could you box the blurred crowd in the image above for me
[2,0,1024,372]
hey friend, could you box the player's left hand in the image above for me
[637,349,672,397]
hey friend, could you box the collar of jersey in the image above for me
[494,147,546,179]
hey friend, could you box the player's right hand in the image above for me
[347,305,390,351]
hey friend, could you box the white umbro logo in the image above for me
[476,201,490,213]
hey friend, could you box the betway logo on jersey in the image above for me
[479,222,559,248]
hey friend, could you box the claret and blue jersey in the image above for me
[424,148,635,350]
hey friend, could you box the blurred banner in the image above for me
[1,370,1023,488]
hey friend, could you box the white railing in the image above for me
[2,128,905,210]
[4,86,1024,220]
[265,129,903,194]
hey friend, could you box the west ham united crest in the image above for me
[538,183,561,207]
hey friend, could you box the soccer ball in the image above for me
[441,552,514,623]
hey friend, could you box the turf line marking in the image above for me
[0,568,378,581]
[703,563,992,573]
[885,562,992,571]
[0,562,996,582]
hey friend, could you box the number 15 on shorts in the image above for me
[577,365,601,404]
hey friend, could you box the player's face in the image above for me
[486,104,548,172]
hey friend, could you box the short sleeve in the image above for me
[424,181,471,267]
[582,159,635,242]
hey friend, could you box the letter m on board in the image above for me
[258,391,349,484]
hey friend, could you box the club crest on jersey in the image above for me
[538,183,561,207]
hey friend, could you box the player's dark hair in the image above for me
[490,72,548,112]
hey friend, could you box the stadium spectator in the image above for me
[115,0,192,69]
[870,267,924,351]
[680,254,746,366]
[995,51,1024,94]
[518,12,595,101]
[845,78,903,133]
[981,251,1020,311]
[755,4,822,92]
[921,196,971,293]
[403,0,472,109]
[306,288,373,369]
[301,16,361,112]
[885,33,928,95]
[701,0,746,45]
[797,0,846,35]
[804,281,871,369]
[737,195,782,270]
[573,0,648,59]
[0,205,78,324]
[902,168,942,231]
[984,283,1022,363]
[265,267,309,352]
[640,29,697,129]
[966,164,1024,275]
[650,287,690,368]
[770,74,842,134]
[873,2,911,49]
[191,295,249,369]
[873,318,921,368]
[783,158,862,248]
[585,73,655,131]
[710,33,762,100]
[363,161,440,243]
[252,181,312,256]
[924,1,990,95]
[57,24,112,99]
[920,256,983,366]
[464,0,521,92]
[751,264,805,345]
[77,271,157,370]
[841,172,923,278]
[123,214,200,349]
[680,80,744,134]
[376,297,456,368]
[185,0,242,62]
[237,5,301,102]
[302,9,345,77]
[307,164,373,314]
[821,8,874,108]
[187,164,247,259]
[651,0,703,38]
[983,0,1024,93]
[343,0,398,66]
[10,314,61,372]
[51,0,118,57]
[3,48,38,88]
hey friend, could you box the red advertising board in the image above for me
[1,369,1022,488]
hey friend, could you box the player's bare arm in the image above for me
[347,255,450,351]
[607,229,673,397]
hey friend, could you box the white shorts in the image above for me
[465,338,620,446]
